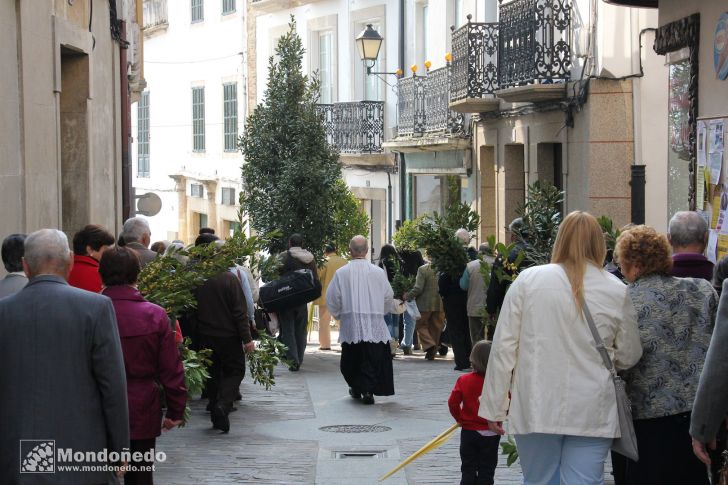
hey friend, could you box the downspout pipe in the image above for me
[120,20,133,221]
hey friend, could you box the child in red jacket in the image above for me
[448,341,499,485]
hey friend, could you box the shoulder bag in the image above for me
[581,297,639,462]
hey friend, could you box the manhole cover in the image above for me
[319,424,391,433]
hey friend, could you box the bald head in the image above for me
[668,211,708,253]
[349,235,369,258]
[23,229,73,279]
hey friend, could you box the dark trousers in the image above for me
[621,412,709,485]
[124,438,156,485]
[279,304,308,366]
[443,294,472,369]
[460,429,500,485]
[200,334,245,414]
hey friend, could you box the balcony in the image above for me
[142,0,168,34]
[384,66,468,153]
[318,101,392,165]
[496,0,572,103]
[251,0,323,12]
[449,19,500,113]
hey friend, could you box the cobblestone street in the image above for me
[155,337,615,484]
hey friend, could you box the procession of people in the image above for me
[2,209,728,484]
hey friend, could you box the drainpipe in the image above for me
[387,171,393,241]
[399,0,404,73]
[631,165,646,224]
[120,20,133,221]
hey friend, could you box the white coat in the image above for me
[478,263,642,438]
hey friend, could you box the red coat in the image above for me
[448,371,491,431]
[68,254,103,293]
[103,285,187,440]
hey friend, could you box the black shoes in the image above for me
[362,392,375,405]
[289,363,300,372]
[454,366,472,372]
[403,346,413,356]
[349,388,361,399]
[439,344,449,356]
[424,347,436,360]
[211,404,230,433]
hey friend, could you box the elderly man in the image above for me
[327,236,394,405]
[0,234,27,298]
[0,229,129,483]
[120,216,158,267]
[460,243,492,343]
[669,211,713,280]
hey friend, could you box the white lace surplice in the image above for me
[326,259,394,344]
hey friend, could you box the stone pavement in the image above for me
[154,336,615,484]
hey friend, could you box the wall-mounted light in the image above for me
[356,24,400,78]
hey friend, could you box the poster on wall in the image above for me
[715,12,728,81]
[701,116,727,263]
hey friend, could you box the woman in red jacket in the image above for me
[99,246,187,485]
[68,224,115,292]
[448,341,499,485]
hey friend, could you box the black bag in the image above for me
[259,269,321,312]
[254,307,273,335]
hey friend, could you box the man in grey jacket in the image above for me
[120,217,157,267]
[692,278,728,469]
[0,229,129,484]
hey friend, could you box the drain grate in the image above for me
[319,424,391,433]
[332,450,388,459]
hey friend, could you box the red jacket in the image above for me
[448,371,491,431]
[103,285,187,440]
[68,254,103,293]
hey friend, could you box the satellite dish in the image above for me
[136,192,162,217]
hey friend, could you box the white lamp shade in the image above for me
[355,24,383,62]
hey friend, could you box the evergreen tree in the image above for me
[240,19,346,260]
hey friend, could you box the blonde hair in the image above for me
[551,211,607,312]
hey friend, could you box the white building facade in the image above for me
[133,0,246,244]
[249,0,402,259]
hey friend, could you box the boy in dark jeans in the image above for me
[448,341,500,485]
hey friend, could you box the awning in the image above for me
[601,0,657,7]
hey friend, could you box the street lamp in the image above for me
[355,24,400,77]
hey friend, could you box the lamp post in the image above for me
[355,24,401,77]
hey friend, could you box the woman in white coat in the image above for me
[478,211,643,485]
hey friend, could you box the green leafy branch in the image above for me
[179,338,213,425]
[500,435,519,466]
[247,334,293,390]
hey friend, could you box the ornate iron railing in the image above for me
[397,76,426,137]
[451,19,499,102]
[143,0,168,30]
[317,101,385,154]
[397,67,464,137]
[498,0,572,88]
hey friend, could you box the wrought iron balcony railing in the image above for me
[318,101,385,154]
[397,66,464,138]
[143,0,168,30]
[498,0,572,88]
[450,20,499,102]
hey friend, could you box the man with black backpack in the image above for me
[277,234,320,371]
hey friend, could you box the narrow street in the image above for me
[155,337,614,484]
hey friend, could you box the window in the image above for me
[137,91,150,178]
[364,22,382,101]
[228,221,242,237]
[199,213,208,229]
[422,4,430,62]
[191,0,203,22]
[222,0,235,15]
[191,183,204,198]
[221,187,237,205]
[223,83,238,151]
[319,31,334,103]
[454,0,463,28]
[192,87,205,151]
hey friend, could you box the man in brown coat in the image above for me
[194,234,254,433]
